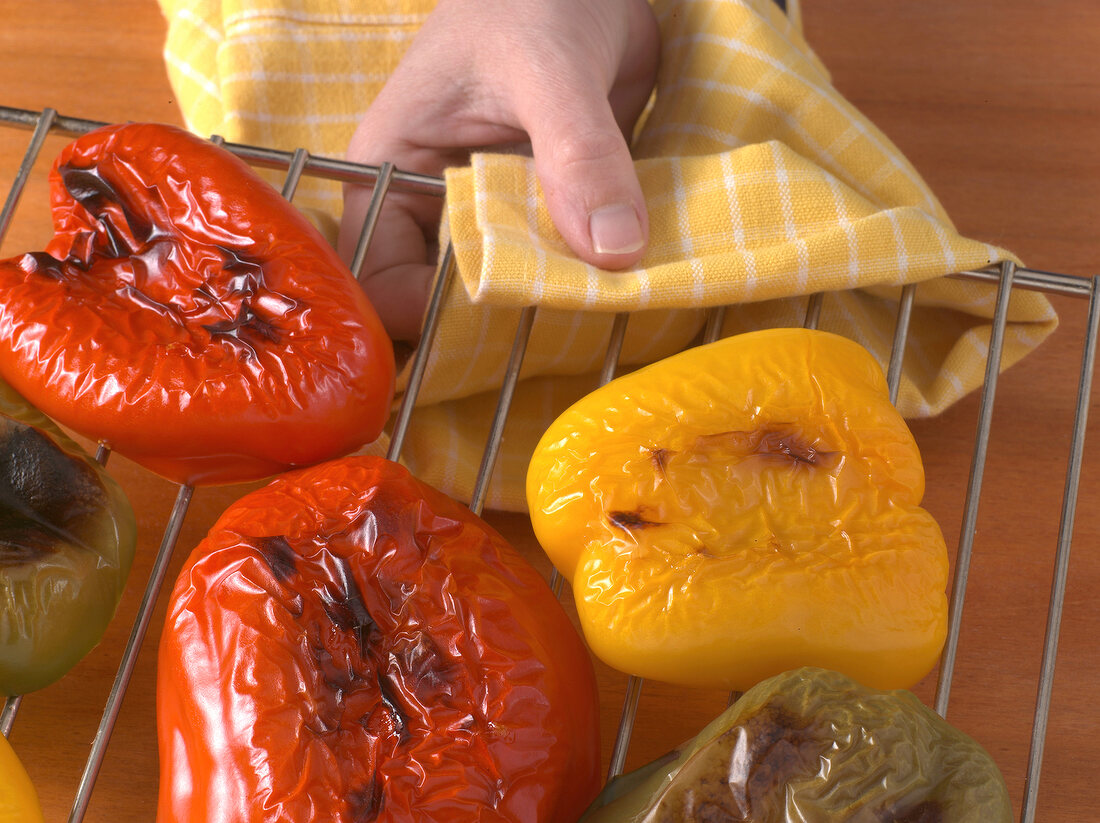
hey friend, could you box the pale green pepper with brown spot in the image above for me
[0,380,136,695]
[582,668,1013,822]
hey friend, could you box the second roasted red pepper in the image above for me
[157,456,602,822]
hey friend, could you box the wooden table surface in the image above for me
[1,2,1098,821]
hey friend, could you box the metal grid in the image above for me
[0,104,1096,823]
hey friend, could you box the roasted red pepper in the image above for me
[0,123,395,486]
[156,455,602,823]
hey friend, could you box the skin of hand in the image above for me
[338,0,661,342]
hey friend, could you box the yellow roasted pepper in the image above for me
[0,733,44,823]
[526,328,948,691]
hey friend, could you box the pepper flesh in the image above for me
[0,122,395,485]
[580,667,1013,822]
[526,327,948,690]
[0,380,137,696]
[0,732,44,823]
[157,455,602,823]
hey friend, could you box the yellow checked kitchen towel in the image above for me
[159,0,1057,510]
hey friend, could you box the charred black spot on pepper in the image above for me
[20,251,67,280]
[751,430,821,465]
[347,773,384,822]
[668,702,826,821]
[216,245,266,288]
[609,510,663,531]
[319,588,374,636]
[376,670,409,741]
[253,535,297,583]
[59,164,155,250]
[734,703,824,811]
[696,428,837,468]
[203,306,281,348]
[649,446,674,475]
[0,520,60,564]
[317,554,377,658]
[0,419,108,562]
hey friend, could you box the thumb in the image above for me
[524,95,649,270]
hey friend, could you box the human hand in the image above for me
[338,0,660,341]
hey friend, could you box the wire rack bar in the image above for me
[68,484,194,823]
[1020,274,1100,823]
[350,161,396,284]
[934,260,1016,718]
[387,243,458,462]
[886,283,917,405]
[469,306,538,517]
[279,147,311,200]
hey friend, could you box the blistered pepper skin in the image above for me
[157,456,602,823]
[526,327,948,691]
[0,380,137,696]
[0,123,395,486]
[580,668,1013,822]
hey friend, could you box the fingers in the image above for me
[338,0,661,344]
[338,190,437,342]
[517,0,659,270]
[527,102,650,269]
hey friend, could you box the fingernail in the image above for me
[589,204,644,256]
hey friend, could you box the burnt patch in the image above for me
[649,446,674,477]
[203,304,282,349]
[253,535,297,583]
[0,520,60,564]
[376,671,408,741]
[666,702,825,820]
[696,427,836,468]
[0,420,106,562]
[20,251,67,280]
[319,574,375,640]
[750,430,821,465]
[59,163,155,251]
[608,510,663,532]
[347,773,384,822]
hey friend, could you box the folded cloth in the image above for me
[159,0,1057,510]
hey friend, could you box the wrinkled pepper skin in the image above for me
[580,667,1013,822]
[157,455,602,823]
[526,327,948,691]
[0,123,395,486]
[0,380,136,696]
[0,732,44,823]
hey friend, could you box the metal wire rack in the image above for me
[0,104,1096,823]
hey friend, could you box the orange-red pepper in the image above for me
[0,123,394,485]
[157,456,602,823]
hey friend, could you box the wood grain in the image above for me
[0,1,1098,821]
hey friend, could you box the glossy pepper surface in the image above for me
[526,327,948,691]
[580,667,1012,822]
[0,380,137,696]
[157,455,602,823]
[0,732,44,823]
[0,122,395,486]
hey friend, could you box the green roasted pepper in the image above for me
[582,667,1012,822]
[0,380,137,695]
